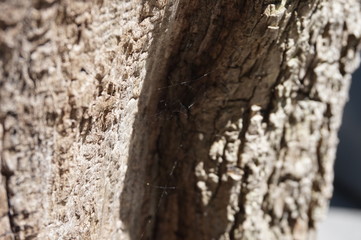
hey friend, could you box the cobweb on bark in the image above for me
[140,71,214,239]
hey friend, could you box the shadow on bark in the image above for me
[119,2,176,239]
[119,1,255,238]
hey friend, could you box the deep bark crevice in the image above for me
[0,118,18,239]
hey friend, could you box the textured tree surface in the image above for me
[0,0,360,240]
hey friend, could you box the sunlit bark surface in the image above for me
[0,0,360,239]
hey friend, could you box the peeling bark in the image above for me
[0,0,360,240]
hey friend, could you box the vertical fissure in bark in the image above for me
[229,164,251,240]
[0,116,17,239]
[2,174,17,238]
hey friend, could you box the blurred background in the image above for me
[332,66,361,209]
[319,64,361,239]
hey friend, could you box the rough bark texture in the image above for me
[0,0,360,240]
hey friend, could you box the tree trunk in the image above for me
[0,0,360,239]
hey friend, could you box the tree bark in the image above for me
[0,0,360,240]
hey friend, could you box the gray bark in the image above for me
[0,0,360,240]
